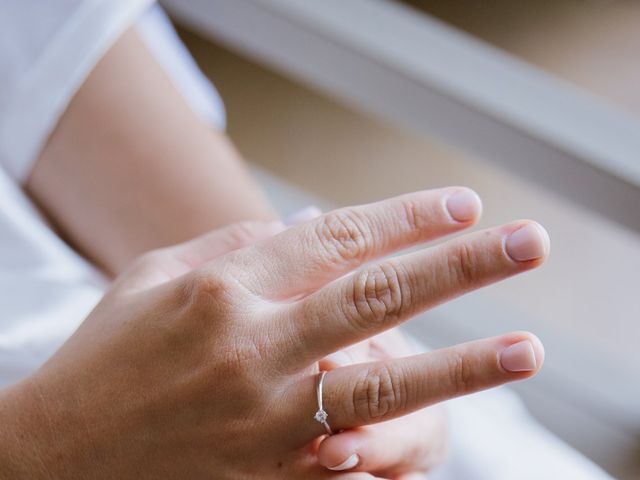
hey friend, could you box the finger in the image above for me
[322,329,415,371]
[292,332,544,441]
[284,205,323,226]
[278,220,549,364]
[395,474,428,480]
[307,470,383,480]
[232,188,482,298]
[321,341,371,370]
[308,468,386,480]
[116,220,285,292]
[368,329,418,360]
[171,220,286,268]
[317,408,447,475]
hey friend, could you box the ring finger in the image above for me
[287,331,544,444]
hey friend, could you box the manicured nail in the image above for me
[505,223,549,262]
[328,453,359,471]
[283,206,322,226]
[324,350,353,367]
[500,340,537,372]
[446,189,482,222]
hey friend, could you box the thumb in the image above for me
[172,220,286,268]
[170,204,322,270]
[115,220,285,293]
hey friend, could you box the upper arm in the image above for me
[26,28,275,276]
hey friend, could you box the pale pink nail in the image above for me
[500,340,537,372]
[446,190,482,222]
[505,223,550,262]
[328,453,359,471]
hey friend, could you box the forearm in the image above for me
[26,27,276,276]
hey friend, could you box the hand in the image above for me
[289,208,447,478]
[124,207,443,480]
[120,209,443,480]
[126,207,445,480]
[0,187,547,479]
[319,330,448,479]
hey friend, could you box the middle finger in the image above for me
[275,221,548,365]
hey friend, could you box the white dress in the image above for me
[0,2,613,479]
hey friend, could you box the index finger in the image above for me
[232,188,482,299]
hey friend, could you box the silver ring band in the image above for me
[314,371,333,435]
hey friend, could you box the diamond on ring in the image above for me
[315,371,333,435]
[314,409,328,423]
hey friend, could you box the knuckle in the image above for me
[352,365,405,421]
[446,243,481,287]
[226,221,264,248]
[399,197,425,233]
[347,262,408,329]
[446,352,474,395]
[314,210,372,264]
[181,268,235,308]
[225,339,269,380]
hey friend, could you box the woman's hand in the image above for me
[0,187,548,479]
[319,329,448,479]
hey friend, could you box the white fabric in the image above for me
[0,1,225,183]
[0,2,613,479]
[0,1,225,384]
[136,5,226,129]
[431,384,612,479]
[0,0,150,182]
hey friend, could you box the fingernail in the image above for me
[328,453,359,471]
[324,350,353,367]
[446,189,482,222]
[505,223,550,262]
[500,340,537,372]
[283,206,322,226]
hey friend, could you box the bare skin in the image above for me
[12,28,550,478]
[21,26,451,477]
[0,190,548,479]
[26,28,275,276]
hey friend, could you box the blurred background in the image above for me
[162,1,640,477]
